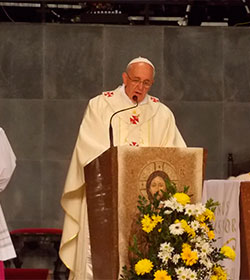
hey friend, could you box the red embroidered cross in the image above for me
[130,115,139,124]
[150,96,159,103]
[104,91,114,97]
[129,142,139,147]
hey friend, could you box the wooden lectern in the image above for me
[84,146,205,280]
[240,182,250,279]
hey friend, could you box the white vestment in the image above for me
[0,128,16,261]
[228,172,250,181]
[59,86,186,279]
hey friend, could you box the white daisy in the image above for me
[159,242,174,252]
[169,222,184,235]
[185,204,196,216]
[199,242,213,257]
[193,235,206,247]
[162,197,179,211]
[158,242,174,264]
[190,220,200,231]
[175,267,185,277]
[158,251,171,264]
[176,203,184,212]
[188,269,197,280]
[199,257,213,269]
[193,203,206,216]
[173,254,180,264]
[176,267,193,280]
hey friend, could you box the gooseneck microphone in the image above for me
[109,95,138,147]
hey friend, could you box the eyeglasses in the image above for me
[126,72,152,88]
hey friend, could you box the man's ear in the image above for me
[122,72,128,85]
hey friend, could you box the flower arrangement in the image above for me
[120,179,236,280]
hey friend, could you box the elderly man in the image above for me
[59,57,186,279]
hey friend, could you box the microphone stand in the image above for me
[109,96,138,147]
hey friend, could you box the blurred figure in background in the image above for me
[0,128,17,279]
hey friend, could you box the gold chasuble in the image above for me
[59,85,186,280]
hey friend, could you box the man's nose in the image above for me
[137,81,144,90]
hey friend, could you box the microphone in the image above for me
[109,95,138,147]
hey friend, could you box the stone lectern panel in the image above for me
[117,146,205,271]
[85,146,205,280]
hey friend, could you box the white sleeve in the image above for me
[0,128,16,192]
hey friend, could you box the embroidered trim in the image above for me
[130,114,140,124]
[129,141,139,147]
[104,91,114,97]
[150,96,159,103]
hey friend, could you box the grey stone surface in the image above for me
[0,24,43,99]
[0,99,43,160]
[44,99,88,160]
[103,25,164,98]
[44,24,103,99]
[1,160,42,230]
[223,103,250,162]
[205,161,224,180]
[166,101,223,163]
[41,160,68,228]
[164,27,223,102]
[224,28,250,102]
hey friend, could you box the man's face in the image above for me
[149,176,166,199]
[122,62,154,103]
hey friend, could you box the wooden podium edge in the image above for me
[85,147,119,280]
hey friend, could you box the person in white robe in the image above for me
[59,57,187,280]
[0,128,17,278]
[228,172,250,181]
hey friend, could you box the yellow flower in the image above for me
[173,192,190,205]
[220,245,236,261]
[141,214,163,233]
[135,259,153,275]
[182,243,190,250]
[180,220,195,237]
[196,214,205,222]
[181,246,198,266]
[152,214,163,224]
[180,219,188,229]
[210,276,218,280]
[154,270,172,280]
[200,222,209,232]
[207,230,215,240]
[141,214,155,233]
[213,266,227,280]
[205,208,215,221]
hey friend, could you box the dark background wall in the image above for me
[0,23,250,230]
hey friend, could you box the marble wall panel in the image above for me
[166,101,223,163]
[103,25,164,98]
[43,99,88,160]
[223,28,250,102]
[164,27,223,102]
[0,99,43,160]
[223,103,250,162]
[205,161,224,180]
[44,25,103,100]
[0,24,43,99]
[41,160,68,228]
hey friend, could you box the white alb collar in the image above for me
[120,84,148,105]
